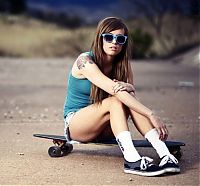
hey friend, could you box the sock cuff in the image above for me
[144,128,170,158]
[144,128,159,139]
[116,131,131,140]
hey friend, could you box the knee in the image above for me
[108,96,125,110]
[102,96,129,119]
[102,96,127,113]
[110,97,130,118]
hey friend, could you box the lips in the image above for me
[110,46,118,51]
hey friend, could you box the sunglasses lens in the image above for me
[117,36,126,44]
[102,34,127,45]
[104,34,113,43]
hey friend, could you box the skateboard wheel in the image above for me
[48,146,62,157]
[169,147,182,160]
[61,143,73,156]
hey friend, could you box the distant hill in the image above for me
[27,0,135,23]
[26,0,194,24]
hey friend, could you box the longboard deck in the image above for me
[33,134,185,147]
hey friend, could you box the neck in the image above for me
[104,55,114,64]
[102,56,114,76]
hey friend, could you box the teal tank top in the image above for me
[63,52,93,118]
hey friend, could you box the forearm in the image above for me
[115,91,153,118]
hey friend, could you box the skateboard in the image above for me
[33,134,185,160]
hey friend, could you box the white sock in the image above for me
[116,131,141,162]
[145,128,171,158]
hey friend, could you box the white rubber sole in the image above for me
[124,169,166,177]
[163,167,180,173]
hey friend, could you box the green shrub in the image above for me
[130,28,153,59]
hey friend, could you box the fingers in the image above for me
[112,81,126,93]
[112,84,126,93]
[162,124,168,141]
[157,124,168,141]
[112,80,136,93]
[132,85,136,93]
[162,124,169,140]
[150,115,169,141]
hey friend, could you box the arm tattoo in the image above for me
[77,55,94,70]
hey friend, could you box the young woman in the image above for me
[63,17,180,176]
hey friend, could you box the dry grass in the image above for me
[0,14,199,58]
[0,15,95,57]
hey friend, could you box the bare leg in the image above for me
[129,108,174,160]
[69,96,128,142]
[95,107,130,142]
[93,122,115,142]
[129,109,154,136]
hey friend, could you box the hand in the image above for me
[149,114,168,141]
[112,79,135,94]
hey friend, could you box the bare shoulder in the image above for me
[71,52,96,78]
[76,53,95,70]
[72,53,115,94]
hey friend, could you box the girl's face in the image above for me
[102,29,125,58]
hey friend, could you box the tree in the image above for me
[190,0,200,17]
[124,0,183,51]
[0,0,26,14]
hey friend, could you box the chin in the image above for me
[107,51,120,56]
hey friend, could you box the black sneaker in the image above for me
[124,156,165,177]
[159,154,180,173]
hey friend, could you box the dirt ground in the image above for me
[0,56,199,185]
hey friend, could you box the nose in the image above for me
[112,38,117,44]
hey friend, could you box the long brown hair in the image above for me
[90,17,133,103]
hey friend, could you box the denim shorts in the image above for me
[64,112,76,141]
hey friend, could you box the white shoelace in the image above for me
[140,156,153,170]
[159,154,179,167]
